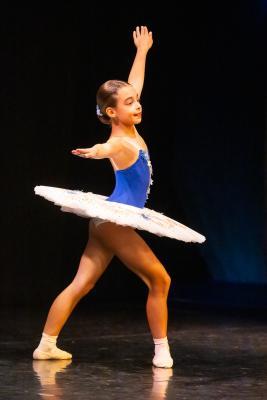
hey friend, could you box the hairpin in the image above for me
[96,104,103,117]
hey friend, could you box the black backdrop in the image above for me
[2,2,267,307]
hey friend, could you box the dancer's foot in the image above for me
[33,346,72,360]
[152,346,173,368]
[33,333,72,360]
[152,337,173,368]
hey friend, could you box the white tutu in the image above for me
[34,185,206,243]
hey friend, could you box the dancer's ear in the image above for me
[105,107,116,119]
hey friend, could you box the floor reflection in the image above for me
[33,359,173,400]
[33,359,72,399]
[150,367,173,400]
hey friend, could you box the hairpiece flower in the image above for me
[96,104,103,117]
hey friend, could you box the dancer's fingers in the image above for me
[72,148,89,154]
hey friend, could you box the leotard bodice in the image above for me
[106,138,153,208]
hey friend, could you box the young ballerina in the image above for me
[33,25,174,368]
[33,26,205,367]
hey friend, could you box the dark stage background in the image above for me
[2,2,267,309]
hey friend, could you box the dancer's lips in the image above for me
[134,112,142,118]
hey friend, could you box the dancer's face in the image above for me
[106,85,142,125]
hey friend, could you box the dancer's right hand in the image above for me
[71,145,101,159]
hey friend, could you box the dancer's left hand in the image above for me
[133,26,153,52]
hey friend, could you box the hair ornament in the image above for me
[96,104,103,117]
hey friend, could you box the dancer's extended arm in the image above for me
[128,26,153,98]
[71,139,122,159]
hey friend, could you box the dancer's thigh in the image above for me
[91,221,169,288]
[72,223,114,287]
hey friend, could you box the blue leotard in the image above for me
[107,148,152,208]
[92,138,153,227]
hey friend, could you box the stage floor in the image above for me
[1,301,267,399]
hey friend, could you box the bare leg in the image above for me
[92,222,173,367]
[92,222,171,339]
[33,222,113,359]
[44,229,114,336]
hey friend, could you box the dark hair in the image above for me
[96,80,129,125]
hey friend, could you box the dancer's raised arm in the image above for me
[71,26,153,160]
[128,26,153,98]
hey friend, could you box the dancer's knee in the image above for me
[149,270,171,296]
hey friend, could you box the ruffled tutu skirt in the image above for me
[34,185,206,243]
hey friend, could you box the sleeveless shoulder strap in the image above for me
[122,137,142,151]
[108,136,142,171]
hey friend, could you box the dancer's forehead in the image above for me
[117,85,139,103]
